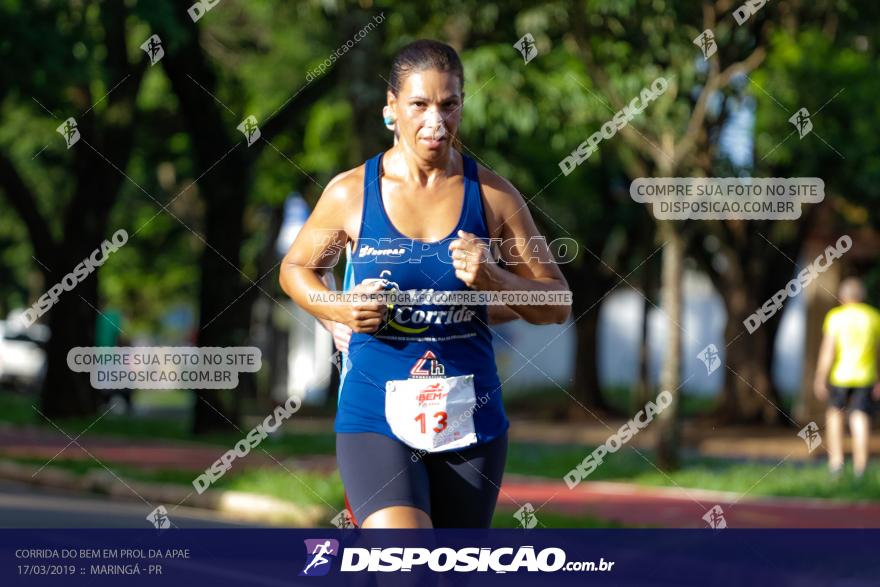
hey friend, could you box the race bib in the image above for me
[385,374,478,452]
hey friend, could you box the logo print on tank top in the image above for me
[410,350,446,378]
[370,271,478,335]
[365,270,430,335]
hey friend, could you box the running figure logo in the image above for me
[798,421,823,453]
[140,34,164,65]
[330,509,355,529]
[514,33,538,64]
[56,117,80,149]
[789,107,813,139]
[702,505,727,529]
[237,115,261,147]
[299,539,339,576]
[693,29,717,60]
[514,502,539,529]
[697,344,721,375]
[146,505,171,529]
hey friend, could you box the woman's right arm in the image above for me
[279,171,386,333]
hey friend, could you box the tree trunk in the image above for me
[40,257,100,418]
[33,104,140,418]
[340,8,388,160]
[564,263,611,418]
[149,7,342,434]
[159,39,250,435]
[632,248,657,410]
[706,221,807,425]
[188,163,250,433]
[714,280,780,424]
[570,309,605,418]
[656,221,682,470]
[696,204,817,425]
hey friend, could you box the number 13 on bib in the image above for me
[385,374,478,452]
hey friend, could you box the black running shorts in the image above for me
[829,385,874,414]
[336,431,508,528]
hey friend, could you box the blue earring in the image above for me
[383,106,395,130]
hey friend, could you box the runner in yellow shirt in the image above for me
[814,278,880,479]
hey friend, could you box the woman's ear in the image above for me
[382,105,396,131]
[384,91,398,131]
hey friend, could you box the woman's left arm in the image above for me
[448,168,571,325]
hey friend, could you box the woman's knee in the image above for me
[362,505,433,529]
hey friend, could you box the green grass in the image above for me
[629,460,880,501]
[504,384,717,418]
[258,432,336,456]
[133,389,192,409]
[9,455,208,485]
[0,391,185,432]
[0,391,336,456]
[8,455,344,509]
[491,510,627,529]
[216,467,345,508]
[505,442,648,480]
[0,391,36,424]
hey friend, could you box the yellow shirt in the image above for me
[823,303,880,387]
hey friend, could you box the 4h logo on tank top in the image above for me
[410,350,445,378]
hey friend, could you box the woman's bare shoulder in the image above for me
[475,164,522,201]
[322,163,367,206]
[311,162,370,241]
[474,162,529,235]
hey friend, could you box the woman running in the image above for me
[280,39,570,529]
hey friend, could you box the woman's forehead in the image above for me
[398,69,462,98]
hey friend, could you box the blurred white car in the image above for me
[0,318,49,391]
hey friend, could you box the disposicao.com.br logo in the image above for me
[300,539,339,576]
[299,539,613,574]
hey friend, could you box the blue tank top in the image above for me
[334,151,509,447]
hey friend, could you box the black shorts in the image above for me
[829,385,874,413]
[336,431,508,528]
